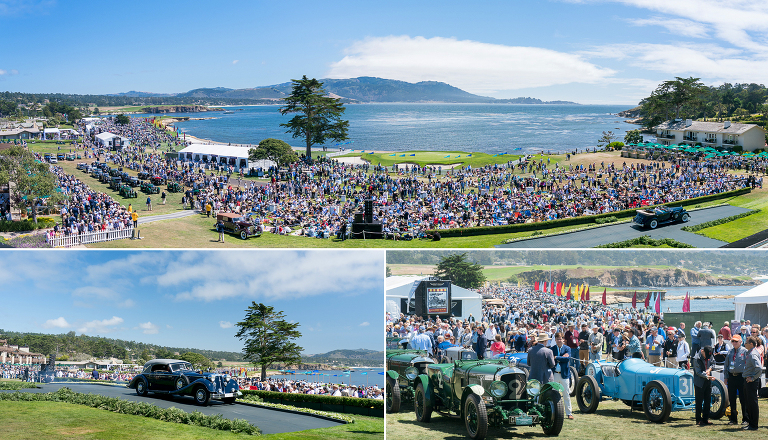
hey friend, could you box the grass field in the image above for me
[694,187,768,242]
[386,398,768,440]
[0,401,383,440]
[338,150,565,168]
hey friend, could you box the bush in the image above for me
[733,145,743,153]
[4,233,52,248]
[427,188,751,238]
[607,141,624,150]
[595,216,619,224]
[240,390,383,410]
[0,382,39,390]
[596,236,695,248]
[0,217,55,232]
[0,388,260,435]
[681,209,759,233]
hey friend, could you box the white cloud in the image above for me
[118,299,135,308]
[629,17,709,39]
[73,286,119,300]
[219,321,233,329]
[137,321,159,334]
[232,60,239,65]
[78,316,123,334]
[157,251,382,302]
[359,322,370,327]
[43,317,70,328]
[326,36,616,96]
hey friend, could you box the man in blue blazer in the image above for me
[551,332,574,419]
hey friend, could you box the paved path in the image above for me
[5,382,341,434]
[138,210,198,225]
[495,205,751,249]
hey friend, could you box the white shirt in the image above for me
[676,340,690,362]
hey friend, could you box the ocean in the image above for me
[613,285,750,312]
[156,103,637,154]
[268,368,384,388]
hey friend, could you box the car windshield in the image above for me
[169,362,194,372]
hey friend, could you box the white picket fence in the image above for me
[48,227,134,248]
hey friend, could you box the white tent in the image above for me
[386,276,482,321]
[735,282,768,325]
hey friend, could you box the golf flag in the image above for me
[682,292,691,313]
[602,288,607,306]
[631,291,637,309]
[644,291,651,308]
[654,292,661,314]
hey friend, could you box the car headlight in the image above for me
[526,379,542,397]
[405,367,419,380]
[224,375,231,382]
[489,380,508,398]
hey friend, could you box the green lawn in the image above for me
[0,401,383,440]
[694,187,768,242]
[386,397,768,440]
[337,150,563,168]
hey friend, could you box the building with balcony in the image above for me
[654,119,767,151]
[0,340,46,364]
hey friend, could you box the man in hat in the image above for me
[412,326,433,352]
[527,332,555,386]
[588,325,604,362]
[742,336,761,431]
[724,334,748,426]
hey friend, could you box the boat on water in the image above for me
[222,110,235,114]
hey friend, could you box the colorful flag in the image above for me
[654,292,661,314]
[550,282,555,295]
[644,291,651,308]
[631,291,637,309]
[535,281,539,291]
[602,288,607,306]
[566,286,572,301]
[585,286,590,301]
[682,292,691,313]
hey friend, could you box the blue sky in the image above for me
[0,250,384,355]
[1,1,767,103]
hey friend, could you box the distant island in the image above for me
[108,76,579,105]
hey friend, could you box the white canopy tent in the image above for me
[734,282,768,325]
[386,276,482,321]
[177,144,275,170]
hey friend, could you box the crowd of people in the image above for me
[236,376,382,399]
[386,284,766,428]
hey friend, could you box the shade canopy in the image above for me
[734,282,768,325]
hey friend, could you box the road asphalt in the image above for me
[4,382,342,434]
[495,205,752,248]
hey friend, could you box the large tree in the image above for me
[433,253,487,290]
[235,302,303,381]
[279,75,349,159]
[180,352,215,371]
[640,77,707,128]
[0,146,61,225]
[249,138,298,167]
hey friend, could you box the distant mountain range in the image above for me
[303,348,383,367]
[108,77,578,104]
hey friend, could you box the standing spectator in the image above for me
[627,329,643,359]
[161,191,167,205]
[691,321,702,355]
[676,333,690,369]
[551,332,574,420]
[528,333,555,385]
[693,346,715,426]
[132,211,138,228]
[588,325,604,362]
[646,327,664,366]
[698,323,716,351]
[663,328,678,368]
[724,335,748,426]
[742,336,761,431]
[475,325,487,360]
[146,196,152,211]
[719,321,732,341]
[578,324,590,373]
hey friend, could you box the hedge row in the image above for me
[595,236,695,248]
[681,209,760,233]
[0,381,39,390]
[240,389,383,410]
[427,188,752,238]
[0,388,260,435]
[0,217,55,232]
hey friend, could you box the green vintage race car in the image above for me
[386,349,436,413]
[414,359,565,439]
[141,182,160,194]
[120,184,137,198]
[167,181,183,193]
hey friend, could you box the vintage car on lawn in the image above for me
[56,153,65,161]
[109,177,122,191]
[127,359,241,406]
[137,171,150,181]
[126,176,140,187]
[76,162,88,171]
[150,175,166,185]
[414,359,565,439]
[141,182,160,194]
[504,352,578,397]
[167,182,183,193]
[215,213,260,239]
[119,184,137,198]
[109,168,122,177]
[633,206,689,229]
[386,349,435,413]
[99,173,111,184]
[576,358,727,423]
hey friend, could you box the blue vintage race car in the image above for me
[575,358,728,423]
